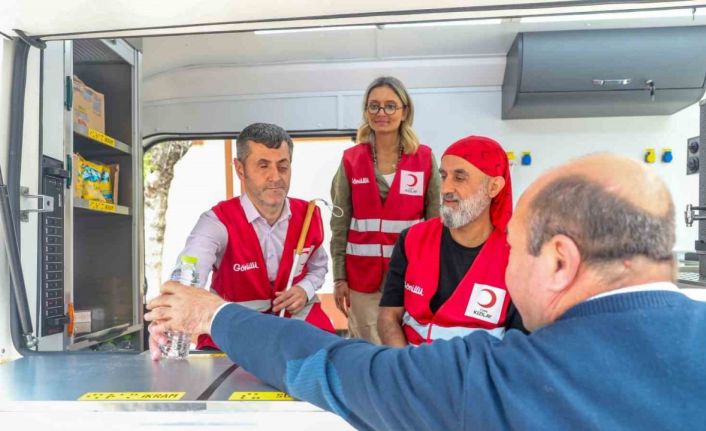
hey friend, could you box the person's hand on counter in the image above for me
[145,281,226,361]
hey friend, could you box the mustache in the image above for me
[441,193,460,203]
[265,181,287,189]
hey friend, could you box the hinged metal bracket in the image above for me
[20,186,53,222]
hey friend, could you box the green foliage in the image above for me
[143,150,155,176]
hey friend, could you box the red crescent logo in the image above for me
[406,173,418,187]
[478,289,497,308]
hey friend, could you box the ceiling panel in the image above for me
[4,0,704,39]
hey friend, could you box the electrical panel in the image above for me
[38,156,69,336]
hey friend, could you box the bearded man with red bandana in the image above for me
[378,135,526,346]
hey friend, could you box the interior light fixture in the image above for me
[255,25,377,35]
[384,18,503,28]
[520,8,700,23]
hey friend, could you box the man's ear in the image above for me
[234,158,245,181]
[487,176,506,199]
[543,234,581,294]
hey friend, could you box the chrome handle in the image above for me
[592,79,632,86]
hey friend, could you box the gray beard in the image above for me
[440,188,491,229]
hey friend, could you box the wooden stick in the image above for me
[296,200,317,254]
[279,200,317,317]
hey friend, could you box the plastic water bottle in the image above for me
[160,255,199,360]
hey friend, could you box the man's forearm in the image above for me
[298,246,328,300]
[211,304,367,427]
[212,304,342,389]
[179,210,227,287]
[211,303,470,431]
[378,310,408,347]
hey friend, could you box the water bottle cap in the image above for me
[181,255,198,265]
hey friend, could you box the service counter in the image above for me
[0,352,353,429]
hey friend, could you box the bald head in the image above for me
[521,153,675,266]
[528,153,672,218]
[505,154,676,331]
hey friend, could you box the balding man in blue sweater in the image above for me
[146,153,706,430]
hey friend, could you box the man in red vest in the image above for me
[167,123,334,351]
[378,135,525,346]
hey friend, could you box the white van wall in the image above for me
[0,42,43,361]
[0,39,15,362]
[143,59,700,252]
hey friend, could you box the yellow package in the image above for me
[73,153,115,203]
[72,153,84,198]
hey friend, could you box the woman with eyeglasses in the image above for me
[330,76,440,344]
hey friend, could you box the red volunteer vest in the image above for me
[402,218,510,345]
[197,197,335,350]
[343,143,432,293]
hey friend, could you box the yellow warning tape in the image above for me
[87,128,116,147]
[229,391,294,401]
[87,200,117,213]
[78,392,185,401]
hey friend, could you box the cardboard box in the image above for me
[72,76,105,134]
[73,310,91,334]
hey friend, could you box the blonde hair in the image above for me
[356,76,420,154]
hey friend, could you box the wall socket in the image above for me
[687,136,700,175]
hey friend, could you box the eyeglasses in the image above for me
[366,102,405,115]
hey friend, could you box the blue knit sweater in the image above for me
[212,291,706,430]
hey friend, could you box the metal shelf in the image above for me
[73,198,131,215]
[74,129,131,156]
[69,323,142,351]
[73,39,133,65]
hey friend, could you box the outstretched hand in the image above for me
[144,281,226,360]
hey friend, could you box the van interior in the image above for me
[1,1,706,428]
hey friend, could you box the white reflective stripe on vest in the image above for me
[234,299,272,312]
[350,218,381,232]
[381,219,424,234]
[403,312,506,341]
[350,218,424,234]
[346,242,382,257]
[382,245,395,258]
[290,296,320,321]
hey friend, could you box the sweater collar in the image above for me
[587,282,680,301]
[558,286,687,322]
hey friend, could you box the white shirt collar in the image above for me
[240,192,291,225]
[587,281,681,301]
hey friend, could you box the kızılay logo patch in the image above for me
[464,284,506,324]
[400,170,423,196]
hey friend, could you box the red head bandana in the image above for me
[442,135,513,232]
